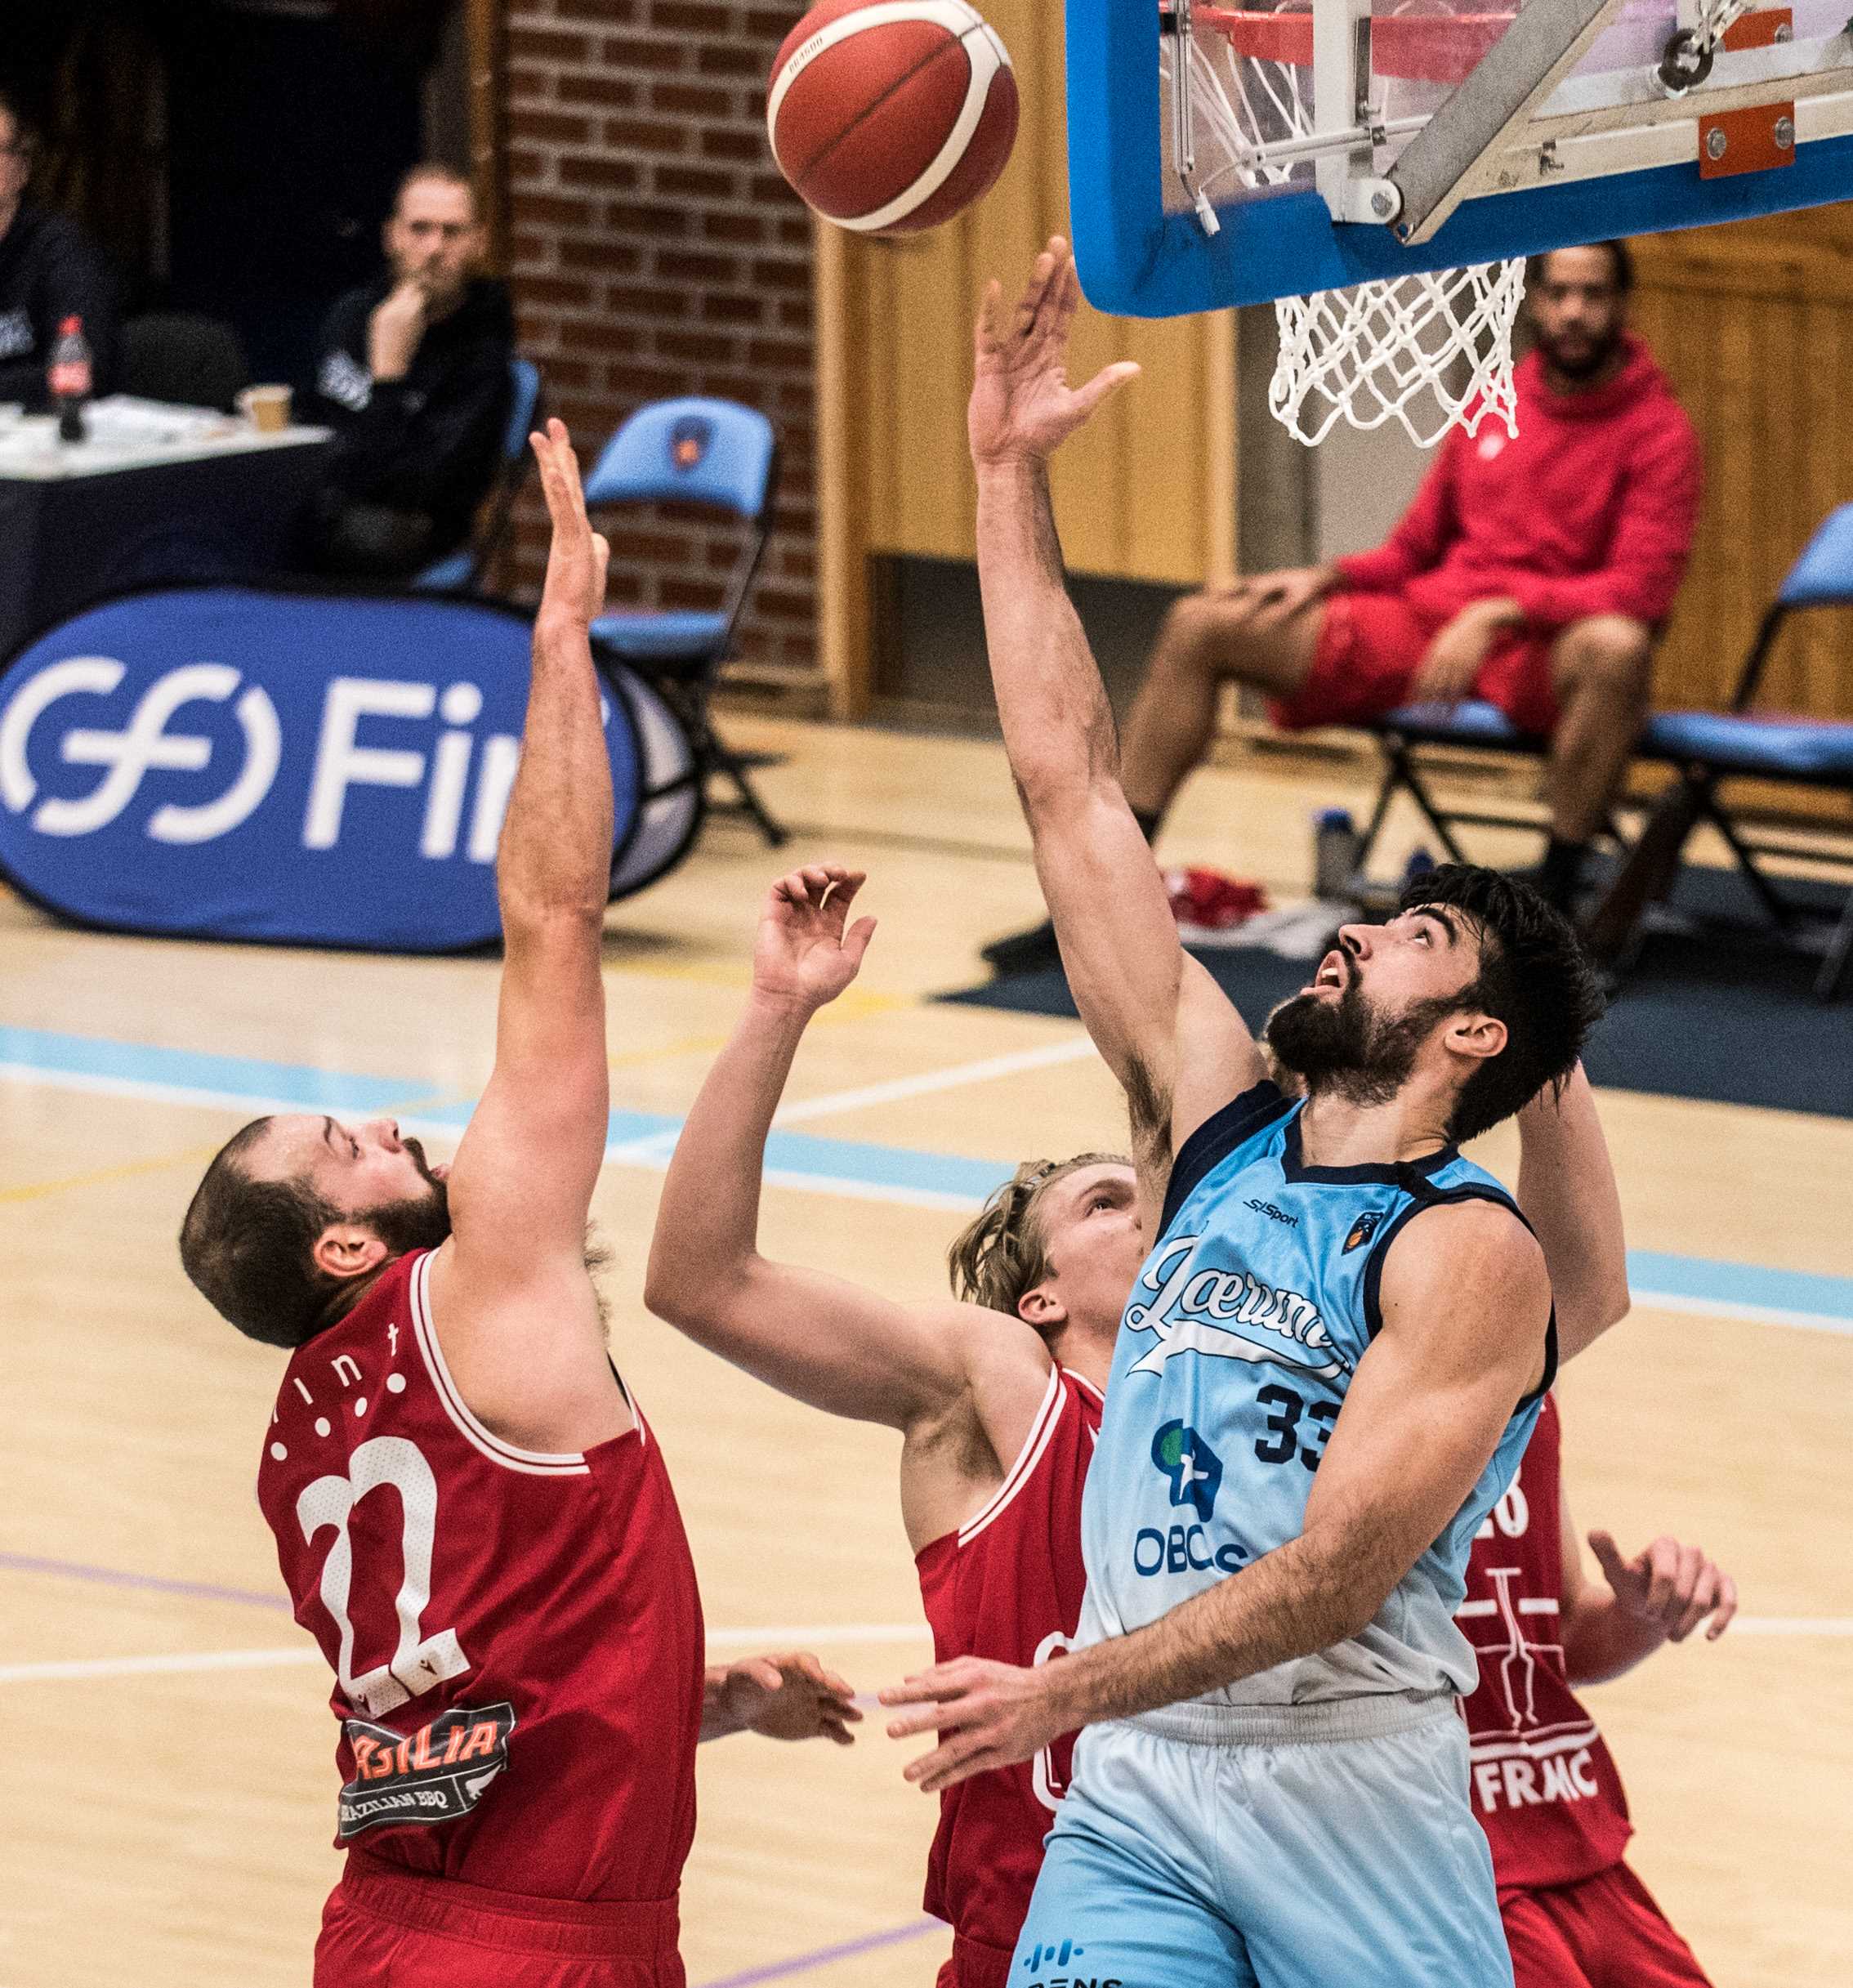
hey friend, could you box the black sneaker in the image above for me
[980,918,1063,978]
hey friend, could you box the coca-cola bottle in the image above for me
[49,315,92,443]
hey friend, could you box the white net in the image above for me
[1270,258,1526,448]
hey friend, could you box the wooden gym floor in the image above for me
[3,716,1849,1988]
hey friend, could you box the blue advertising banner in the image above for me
[0,587,683,952]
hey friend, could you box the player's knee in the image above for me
[1156,592,1230,678]
[1562,617,1652,702]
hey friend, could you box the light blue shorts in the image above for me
[1011,1695,1512,1988]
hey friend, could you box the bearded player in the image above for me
[648,861,1634,1987]
[883,242,1605,1987]
[178,422,855,1988]
[645,860,1132,1988]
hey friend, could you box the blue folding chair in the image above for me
[411,355,544,596]
[583,395,785,846]
[1608,505,1853,998]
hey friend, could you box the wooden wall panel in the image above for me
[816,0,1237,710]
[1634,217,1853,723]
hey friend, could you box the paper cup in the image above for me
[238,385,292,433]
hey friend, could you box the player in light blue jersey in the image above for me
[882,243,1608,1988]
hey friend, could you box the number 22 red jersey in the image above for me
[1458,1392,1633,1891]
[916,1365,1101,1985]
[257,1249,705,1903]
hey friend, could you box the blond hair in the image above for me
[947,1152,1126,1328]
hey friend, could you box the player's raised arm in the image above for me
[426,420,623,1449]
[883,1200,1550,1787]
[1516,1061,1631,1362]
[971,240,1266,1167]
[645,865,977,1429]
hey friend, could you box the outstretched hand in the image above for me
[532,418,610,628]
[968,237,1140,470]
[1588,1529,1738,1644]
[879,1655,1066,1795]
[753,864,877,1012]
[707,1652,862,1745]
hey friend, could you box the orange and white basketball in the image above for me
[766,0,1018,236]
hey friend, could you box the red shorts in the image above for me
[936,1928,1013,1988]
[1270,591,1562,738]
[316,1849,685,1988]
[1502,1861,1711,1988]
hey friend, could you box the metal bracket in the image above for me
[1168,0,1226,235]
[1386,0,1631,243]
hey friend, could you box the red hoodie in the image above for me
[1333,333,1702,634]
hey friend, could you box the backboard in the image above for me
[1069,0,1853,313]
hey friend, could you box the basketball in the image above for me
[766,0,1018,236]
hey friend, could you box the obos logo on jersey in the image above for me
[0,588,692,950]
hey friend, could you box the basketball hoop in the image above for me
[1164,2,1526,447]
[1270,258,1525,449]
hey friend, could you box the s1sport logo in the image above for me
[0,588,648,950]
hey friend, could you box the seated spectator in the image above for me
[0,87,117,409]
[981,242,1702,974]
[307,163,513,579]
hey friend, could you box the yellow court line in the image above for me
[0,1141,223,1205]
[601,955,911,1014]
[604,986,908,1074]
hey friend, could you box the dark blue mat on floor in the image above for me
[940,865,1853,1119]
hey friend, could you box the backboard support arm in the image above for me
[1386,0,1630,243]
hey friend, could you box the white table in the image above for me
[0,395,331,478]
[0,396,334,659]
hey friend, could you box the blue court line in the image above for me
[0,1026,417,1114]
[2,1026,1850,1326]
[1626,1252,1853,1328]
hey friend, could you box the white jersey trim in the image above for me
[958,1366,1064,1548]
[409,1252,591,1476]
[1469,1721,1605,1764]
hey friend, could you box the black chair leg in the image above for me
[1699,790,1801,931]
[1354,749,1402,873]
[1816,894,1853,1002]
[716,743,789,847]
[1394,749,1473,866]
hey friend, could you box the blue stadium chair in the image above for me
[411,356,544,596]
[583,396,786,847]
[1618,506,1853,998]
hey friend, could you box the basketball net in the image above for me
[1166,7,1527,448]
[1270,260,1525,448]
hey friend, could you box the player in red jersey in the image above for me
[1462,1391,1737,1986]
[179,424,856,1988]
[645,863,1141,1988]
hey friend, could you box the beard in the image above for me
[1266,970,1457,1110]
[1534,322,1621,382]
[357,1137,453,1257]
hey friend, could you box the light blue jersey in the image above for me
[1077,1078,1554,1709]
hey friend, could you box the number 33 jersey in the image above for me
[1077,1080,1554,1709]
[257,1249,704,1900]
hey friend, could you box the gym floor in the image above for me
[4,716,1849,1988]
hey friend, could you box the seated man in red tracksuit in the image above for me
[981,240,1701,976]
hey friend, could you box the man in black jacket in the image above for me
[0,87,116,409]
[308,163,514,578]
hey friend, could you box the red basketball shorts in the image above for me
[316,1850,685,1988]
[937,1928,1014,1988]
[1502,1861,1712,1988]
[1270,592,1562,739]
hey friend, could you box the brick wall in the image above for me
[502,0,818,690]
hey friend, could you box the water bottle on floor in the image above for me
[49,315,92,444]
[1313,807,1360,900]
